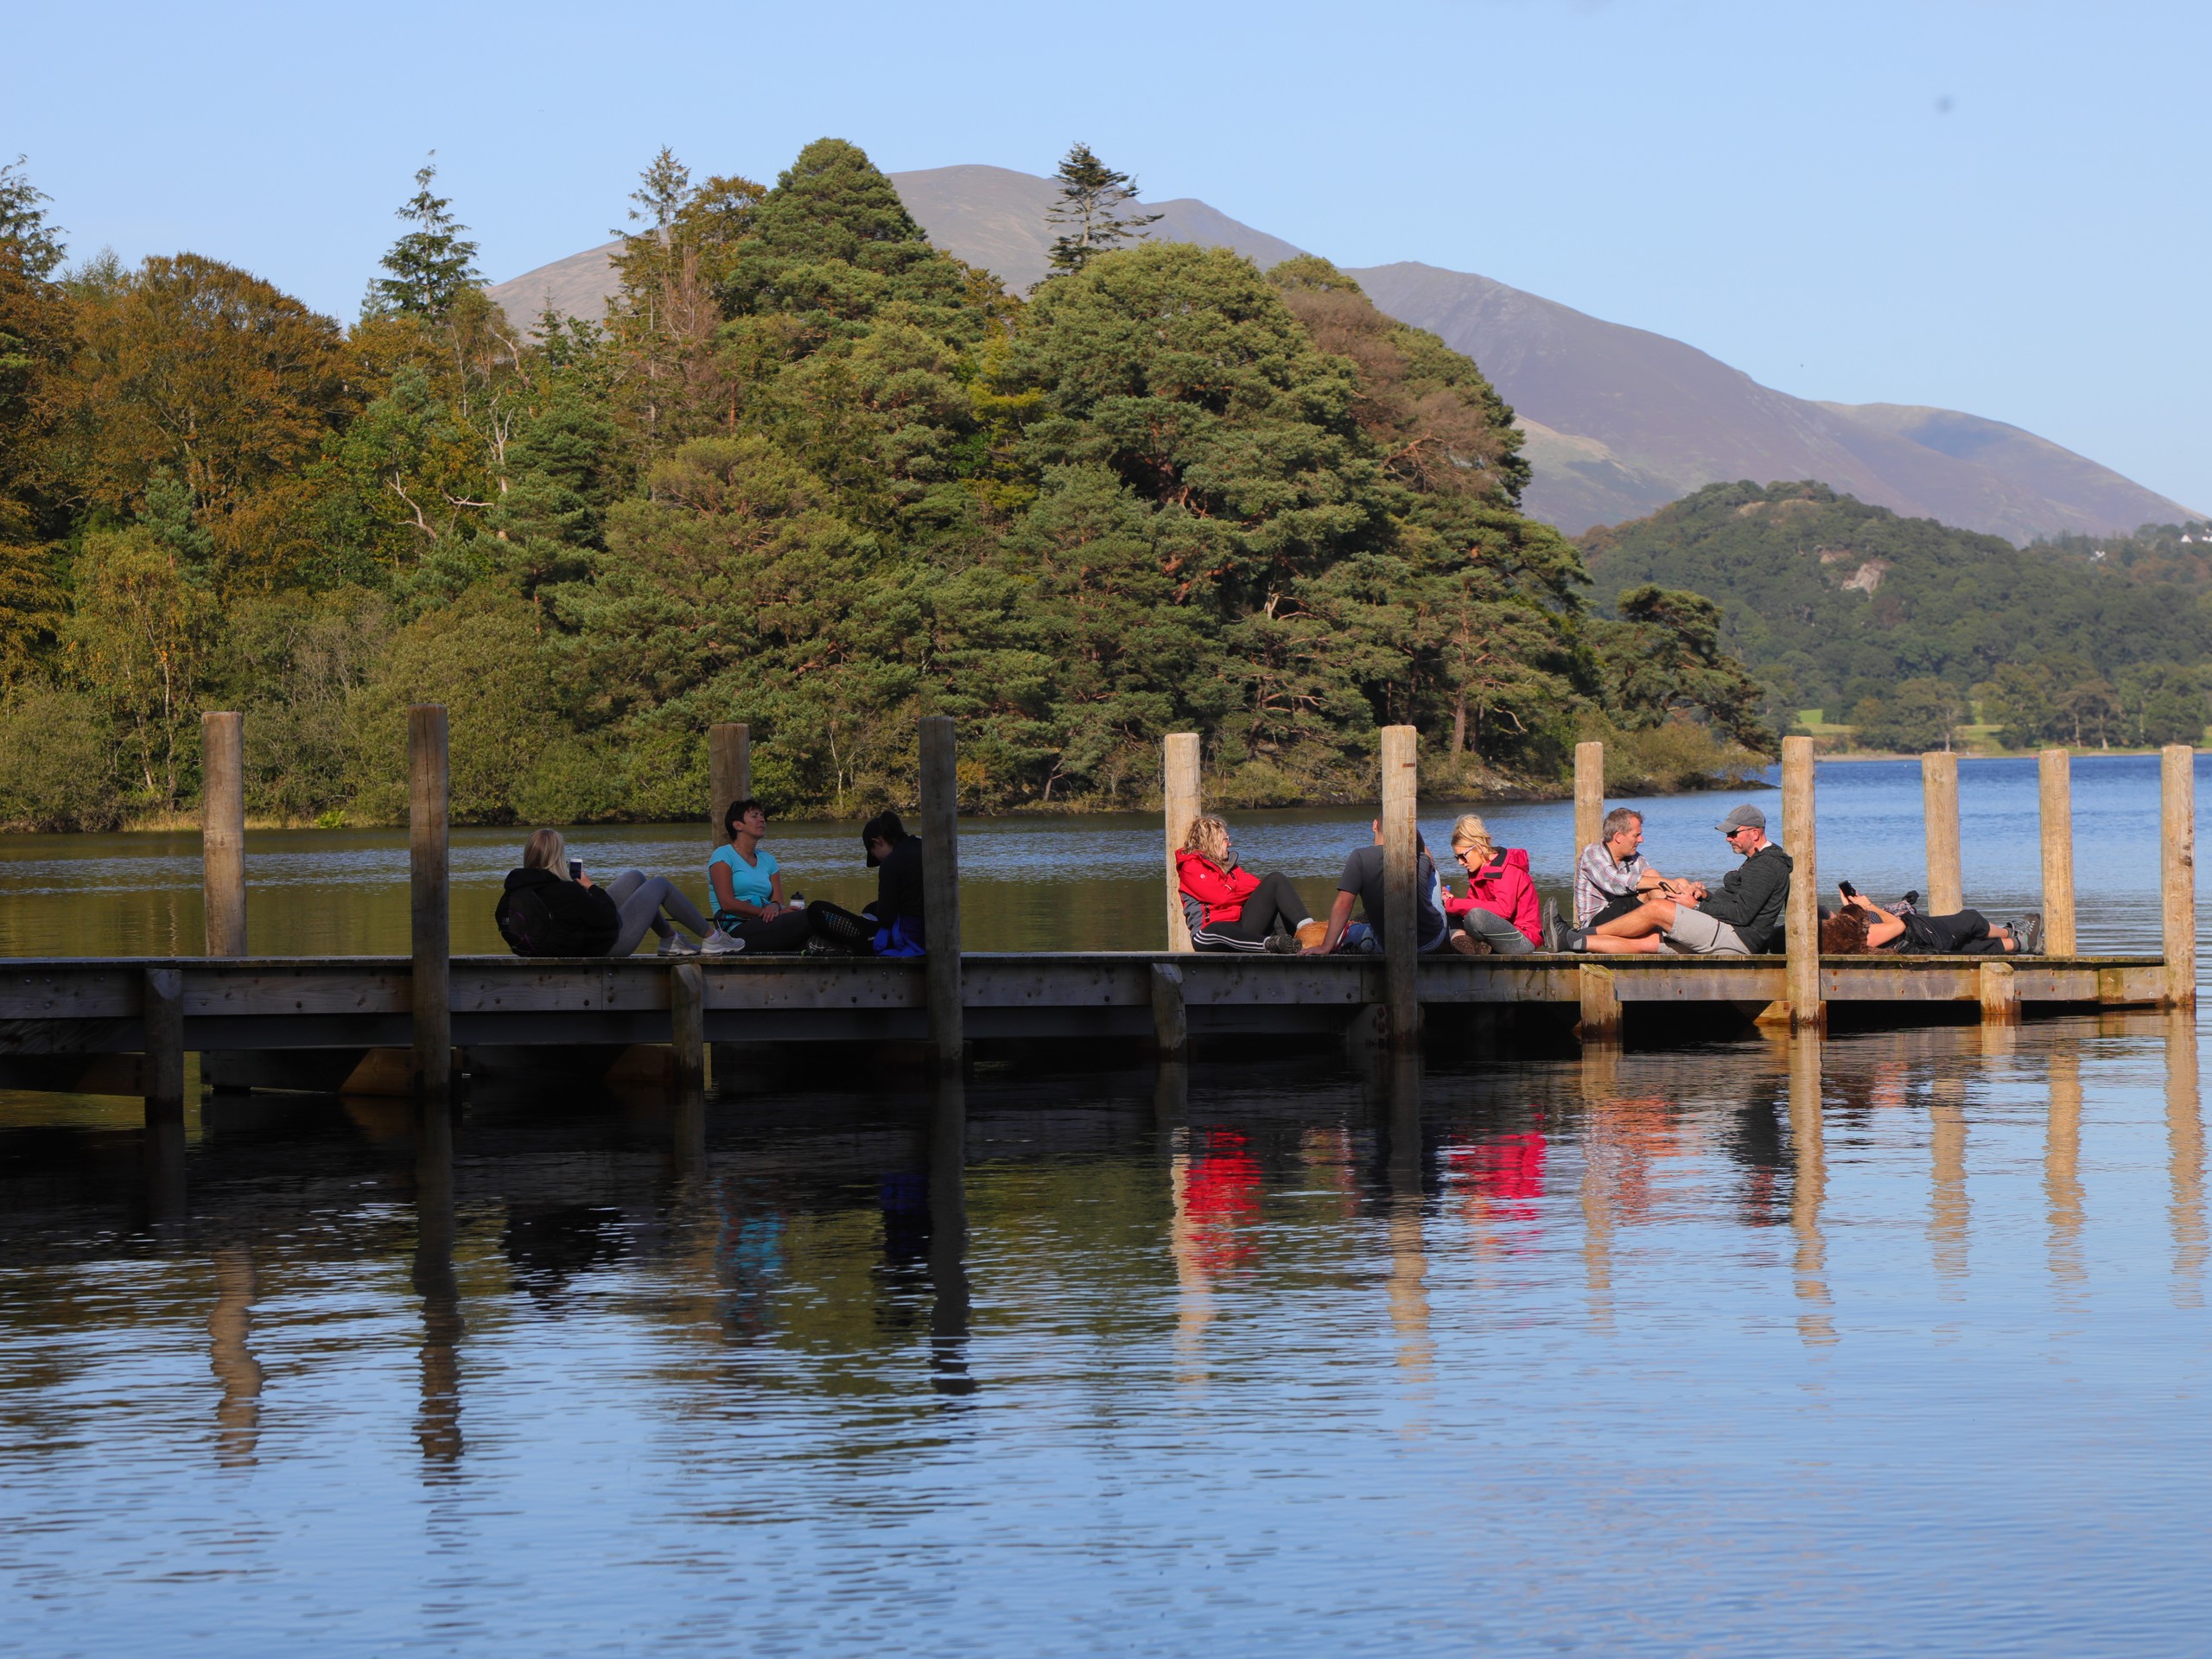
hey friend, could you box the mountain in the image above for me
[486,167,2198,543]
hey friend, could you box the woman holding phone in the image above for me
[496,827,736,957]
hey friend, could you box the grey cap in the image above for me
[1714,804,1766,835]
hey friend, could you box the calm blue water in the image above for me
[0,758,2207,1654]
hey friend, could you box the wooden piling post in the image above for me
[709,722,750,840]
[918,717,964,1072]
[1577,963,1621,1046]
[671,959,705,1097]
[410,706,452,1103]
[200,711,247,957]
[143,966,184,1122]
[1979,959,2020,1025]
[1922,751,1962,917]
[1783,735,1823,1031]
[1149,961,1189,1059]
[2038,748,2076,957]
[2163,743,2196,1010]
[1574,740,1605,862]
[1380,725,1420,1051]
[1163,733,1201,953]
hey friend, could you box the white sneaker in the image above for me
[658,931,700,957]
[699,929,747,956]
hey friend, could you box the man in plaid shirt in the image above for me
[1573,807,1673,926]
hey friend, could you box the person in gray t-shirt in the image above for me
[1305,820,1450,955]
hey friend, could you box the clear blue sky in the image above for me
[14,0,2208,512]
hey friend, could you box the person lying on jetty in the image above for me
[498,828,739,957]
[1569,804,1790,957]
[1175,815,1322,953]
[709,799,816,953]
[1443,816,1540,956]
[1820,888,2041,956]
[1574,807,1681,928]
[1304,820,1452,956]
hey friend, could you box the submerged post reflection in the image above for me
[1788,1036,1835,1348]
[928,1077,974,1395]
[1929,1071,1969,1294]
[413,1103,463,1468]
[2165,1013,2204,1307]
[1382,1053,1431,1385]
[2045,1047,2086,1302]
[1578,1045,1617,1332]
[208,1245,264,1466]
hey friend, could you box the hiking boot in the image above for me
[2014,912,2045,955]
[802,934,841,957]
[1264,931,1300,955]
[658,930,700,957]
[699,929,747,956]
[1542,896,1565,952]
[1449,930,1493,957]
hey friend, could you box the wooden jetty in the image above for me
[0,715,2195,1120]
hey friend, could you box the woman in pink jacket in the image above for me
[1445,815,1540,955]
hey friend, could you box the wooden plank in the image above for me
[186,972,410,1017]
[1162,733,1200,953]
[0,971,138,1019]
[1923,751,1962,916]
[201,710,248,957]
[2039,749,2077,956]
[1783,737,1822,1029]
[1381,725,1419,1049]
[2164,743,2196,1009]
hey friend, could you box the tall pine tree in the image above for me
[364,157,481,321]
[1040,143,1160,282]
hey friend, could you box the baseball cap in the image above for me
[1714,804,1766,835]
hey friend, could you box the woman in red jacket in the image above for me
[1175,816,1319,953]
[1445,815,1540,955]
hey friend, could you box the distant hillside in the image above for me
[487,166,2199,543]
[1580,480,2212,719]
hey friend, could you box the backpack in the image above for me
[496,887,556,957]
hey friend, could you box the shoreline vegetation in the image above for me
[0,141,1776,836]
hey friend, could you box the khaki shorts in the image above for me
[1661,905,1752,956]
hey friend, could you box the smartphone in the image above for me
[1838,880,1858,899]
[569,860,583,880]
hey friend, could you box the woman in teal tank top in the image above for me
[709,800,815,952]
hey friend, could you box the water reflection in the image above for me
[2045,1049,2086,1301]
[928,1082,973,1397]
[1929,1073,1970,1294]
[413,1104,462,1470]
[2166,1014,2205,1307]
[1789,1038,1835,1349]
[207,1244,263,1466]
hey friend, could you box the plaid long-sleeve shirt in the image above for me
[1573,842,1648,926]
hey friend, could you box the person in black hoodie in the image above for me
[1574,804,1792,957]
[855,810,926,956]
[496,829,736,958]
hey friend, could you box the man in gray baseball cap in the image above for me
[1569,802,1792,956]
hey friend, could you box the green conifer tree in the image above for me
[364,157,481,321]
[0,157,65,280]
[1041,143,1160,281]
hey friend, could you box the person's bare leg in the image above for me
[1583,931,1665,955]
[1592,898,1676,940]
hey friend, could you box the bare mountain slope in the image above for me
[486,168,2196,542]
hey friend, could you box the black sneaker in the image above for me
[1542,897,1565,952]
[1897,891,1921,915]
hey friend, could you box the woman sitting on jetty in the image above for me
[1443,815,1540,956]
[709,799,817,953]
[1820,887,2040,956]
[1175,815,1320,953]
[497,828,738,957]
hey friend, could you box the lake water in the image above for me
[3,756,2209,1655]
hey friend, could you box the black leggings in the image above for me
[715,909,814,952]
[1190,872,1312,951]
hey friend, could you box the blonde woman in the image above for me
[1173,815,1318,954]
[1444,814,1540,955]
[494,828,738,958]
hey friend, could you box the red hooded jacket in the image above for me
[1446,846,1541,945]
[1175,849,1261,925]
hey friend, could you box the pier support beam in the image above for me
[1163,733,1200,953]
[1979,959,2020,1025]
[143,966,184,1123]
[1577,963,1621,1047]
[919,716,964,1073]
[1381,725,1420,1051]
[1574,740,1605,863]
[1783,735,1823,1031]
[2039,748,2076,957]
[1148,962,1188,1060]
[2164,743,2196,1010]
[410,705,452,1103]
[1922,751,1962,917]
[709,722,750,840]
[201,711,247,958]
